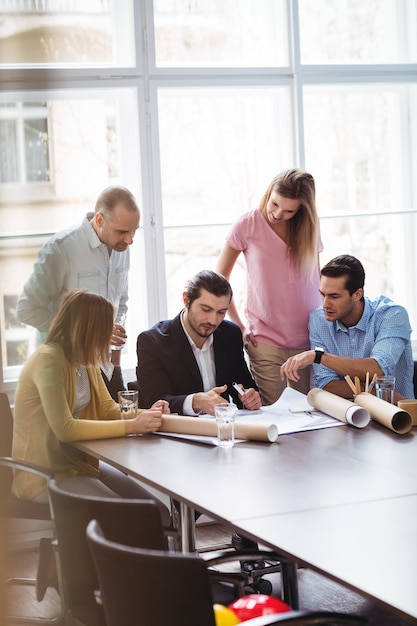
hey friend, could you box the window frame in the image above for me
[0,0,416,393]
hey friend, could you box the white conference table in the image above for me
[73,420,417,623]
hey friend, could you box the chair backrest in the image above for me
[0,392,13,458]
[0,392,14,498]
[48,478,166,626]
[0,392,52,520]
[87,519,217,626]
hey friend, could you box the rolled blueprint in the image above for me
[307,388,370,428]
[354,392,412,434]
[159,415,278,443]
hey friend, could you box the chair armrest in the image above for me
[204,548,283,567]
[0,455,53,480]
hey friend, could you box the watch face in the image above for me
[314,349,324,364]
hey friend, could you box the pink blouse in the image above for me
[226,209,322,350]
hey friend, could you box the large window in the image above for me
[0,0,416,391]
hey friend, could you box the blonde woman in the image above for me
[216,168,322,404]
[12,289,170,524]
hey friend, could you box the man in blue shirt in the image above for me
[280,255,414,400]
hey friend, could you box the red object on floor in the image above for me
[229,594,291,621]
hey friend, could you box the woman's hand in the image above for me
[243,327,257,348]
[125,409,163,435]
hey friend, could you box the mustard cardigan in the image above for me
[12,343,129,500]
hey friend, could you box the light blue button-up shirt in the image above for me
[16,217,129,344]
[309,295,414,398]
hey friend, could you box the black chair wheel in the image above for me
[245,578,273,595]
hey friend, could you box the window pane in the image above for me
[159,85,294,323]
[0,0,135,67]
[24,118,49,182]
[158,86,293,228]
[299,0,417,64]
[164,225,249,319]
[0,119,18,182]
[320,214,417,340]
[153,0,288,67]
[0,88,144,375]
[304,84,417,340]
[303,84,413,216]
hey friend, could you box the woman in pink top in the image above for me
[216,168,322,404]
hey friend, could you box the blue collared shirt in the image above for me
[309,295,414,398]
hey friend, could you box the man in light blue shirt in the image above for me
[16,186,140,398]
[280,255,414,400]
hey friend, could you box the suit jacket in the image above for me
[136,312,257,413]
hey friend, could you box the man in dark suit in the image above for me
[136,270,261,415]
[135,270,264,574]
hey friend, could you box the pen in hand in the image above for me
[232,382,245,397]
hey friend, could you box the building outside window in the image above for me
[0,0,416,391]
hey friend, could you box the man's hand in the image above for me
[280,350,315,382]
[232,383,261,410]
[111,322,127,348]
[192,385,228,416]
[150,400,170,414]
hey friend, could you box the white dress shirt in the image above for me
[180,311,216,415]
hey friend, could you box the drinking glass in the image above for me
[214,403,236,448]
[117,390,138,419]
[375,376,395,404]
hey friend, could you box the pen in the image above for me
[344,375,357,395]
[367,373,377,394]
[232,382,245,396]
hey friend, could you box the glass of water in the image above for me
[375,376,395,404]
[117,390,138,419]
[111,313,127,351]
[214,402,236,448]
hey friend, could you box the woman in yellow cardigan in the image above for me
[12,289,170,524]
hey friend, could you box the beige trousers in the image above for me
[246,341,312,406]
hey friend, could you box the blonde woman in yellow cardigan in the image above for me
[12,289,171,525]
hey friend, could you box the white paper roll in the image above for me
[307,388,370,428]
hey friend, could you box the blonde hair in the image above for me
[259,168,319,270]
[46,290,114,367]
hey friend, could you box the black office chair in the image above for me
[87,518,367,626]
[48,477,170,626]
[49,477,288,625]
[0,392,65,624]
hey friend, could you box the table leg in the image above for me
[281,559,299,609]
[170,497,196,552]
[180,501,196,552]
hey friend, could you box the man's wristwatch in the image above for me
[314,347,325,364]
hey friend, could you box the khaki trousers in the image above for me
[246,341,312,406]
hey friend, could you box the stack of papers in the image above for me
[236,387,344,435]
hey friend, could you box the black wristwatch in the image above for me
[314,347,325,364]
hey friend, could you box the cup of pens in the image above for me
[345,372,377,400]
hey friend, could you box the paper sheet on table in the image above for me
[157,431,246,446]
[236,387,347,435]
[157,387,368,444]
